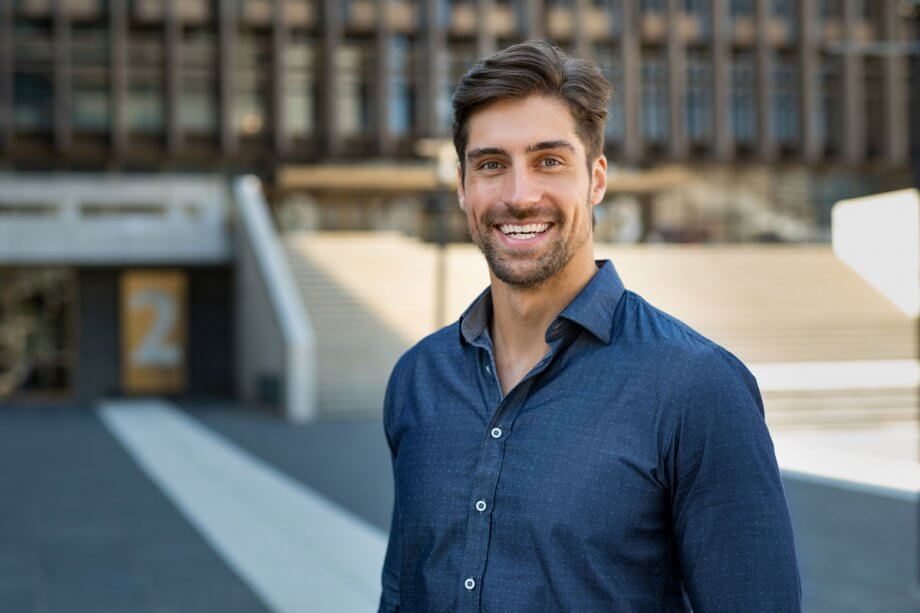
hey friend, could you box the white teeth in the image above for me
[499,223,550,235]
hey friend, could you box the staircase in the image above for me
[284,233,916,425]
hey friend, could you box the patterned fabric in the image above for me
[379,260,801,612]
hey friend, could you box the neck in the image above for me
[489,251,598,359]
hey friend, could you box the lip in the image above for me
[492,222,555,249]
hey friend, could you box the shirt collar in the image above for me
[459,260,626,346]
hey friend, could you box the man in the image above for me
[379,41,800,612]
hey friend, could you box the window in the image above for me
[772,53,799,147]
[818,56,844,153]
[334,43,369,138]
[283,35,315,137]
[640,0,665,15]
[181,31,218,133]
[71,25,109,133]
[684,0,712,37]
[730,0,754,20]
[234,33,271,136]
[594,43,624,145]
[388,35,413,137]
[864,57,884,157]
[731,51,756,146]
[127,33,164,133]
[685,52,712,144]
[641,54,668,144]
[13,22,53,132]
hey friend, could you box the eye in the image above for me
[479,160,504,171]
[539,157,562,167]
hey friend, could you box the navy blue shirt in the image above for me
[379,260,801,612]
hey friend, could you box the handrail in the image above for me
[233,176,318,421]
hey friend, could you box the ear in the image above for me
[590,155,608,206]
[456,163,466,211]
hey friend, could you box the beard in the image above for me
[469,197,593,291]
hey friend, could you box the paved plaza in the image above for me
[0,401,917,612]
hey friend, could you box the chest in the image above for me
[393,376,671,541]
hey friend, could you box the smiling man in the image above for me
[379,41,801,612]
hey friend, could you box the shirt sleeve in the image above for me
[378,372,401,613]
[668,347,802,612]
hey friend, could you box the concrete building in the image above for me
[0,1,916,242]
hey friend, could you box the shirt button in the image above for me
[484,363,492,375]
[490,427,502,439]
[475,499,488,512]
[464,577,476,590]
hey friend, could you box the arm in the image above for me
[669,348,801,612]
[378,374,401,612]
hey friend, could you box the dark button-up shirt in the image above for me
[379,260,801,612]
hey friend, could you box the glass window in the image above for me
[685,51,712,144]
[731,51,756,145]
[127,33,164,133]
[388,35,413,137]
[234,33,271,136]
[864,57,884,157]
[640,0,665,15]
[820,0,842,20]
[641,54,668,144]
[818,56,843,152]
[71,25,109,133]
[594,43,624,145]
[335,43,368,138]
[283,36,315,138]
[13,22,53,132]
[181,31,218,133]
[685,0,712,37]
[730,0,754,19]
[772,53,799,146]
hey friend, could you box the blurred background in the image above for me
[0,1,918,612]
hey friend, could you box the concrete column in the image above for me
[422,0,446,136]
[218,0,238,156]
[109,0,127,157]
[374,0,392,154]
[0,0,14,153]
[666,0,686,159]
[621,0,643,163]
[53,0,72,155]
[319,0,341,155]
[574,0,591,59]
[842,0,865,164]
[799,0,821,162]
[477,0,496,57]
[272,0,290,155]
[711,0,733,160]
[882,0,908,165]
[754,0,774,160]
[165,0,182,154]
[525,0,543,40]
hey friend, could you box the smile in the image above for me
[497,223,552,240]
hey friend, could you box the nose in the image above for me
[504,165,542,208]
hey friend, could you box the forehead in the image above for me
[465,95,583,154]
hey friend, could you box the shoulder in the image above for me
[620,290,762,413]
[389,321,462,383]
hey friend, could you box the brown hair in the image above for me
[452,40,612,179]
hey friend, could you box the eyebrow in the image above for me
[466,140,576,161]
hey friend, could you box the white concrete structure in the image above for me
[234,176,318,422]
[0,174,231,264]
[832,188,920,317]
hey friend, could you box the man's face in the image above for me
[457,95,607,290]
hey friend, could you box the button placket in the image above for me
[456,351,558,611]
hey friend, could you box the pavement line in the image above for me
[750,359,919,392]
[773,436,920,502]
[98,399,387,613]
